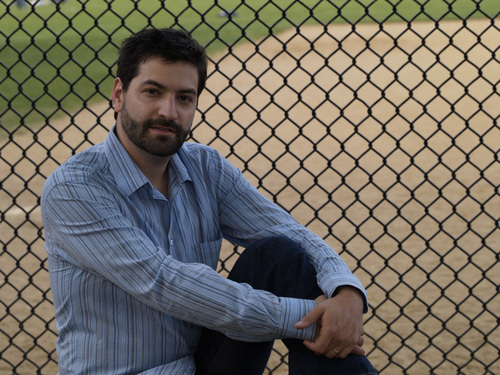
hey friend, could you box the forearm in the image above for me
[221,194,368,311]
[213,149,368,312]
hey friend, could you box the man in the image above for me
[41,28,377,374]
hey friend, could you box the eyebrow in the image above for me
[141,79,197,96]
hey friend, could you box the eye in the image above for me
[179,95,194,103]
[145,88,160,95]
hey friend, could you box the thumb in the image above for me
[295,305,321,329]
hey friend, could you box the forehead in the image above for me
[133,57,199,90]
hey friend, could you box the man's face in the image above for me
[112,57,199,158]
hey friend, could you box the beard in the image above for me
[120,104,190,157]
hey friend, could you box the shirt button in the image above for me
[170,240,174,246]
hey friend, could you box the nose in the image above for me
[157,95,177,121]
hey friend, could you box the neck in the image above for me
[115,126,171,197]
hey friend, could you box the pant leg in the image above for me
[194,328,273,375]
[285,339,378,375]
[194,236,377,375]
[195,236,317,374]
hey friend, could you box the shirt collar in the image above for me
[104,126,192,197]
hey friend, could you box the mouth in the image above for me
[149,125,177,136]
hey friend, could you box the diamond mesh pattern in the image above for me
[1,1,499,374]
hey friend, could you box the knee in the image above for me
[229,236,303,281]
[230,236,321,298]
[243,236,304,262]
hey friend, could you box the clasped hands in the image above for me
[295,286,366,359]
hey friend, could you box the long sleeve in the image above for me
[42,160,315,343]
[41,132,319,374]
[209,147,368,311]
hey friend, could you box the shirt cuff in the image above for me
[277,297,316,341]
[325,280,369,313]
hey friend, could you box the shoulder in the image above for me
[43,143,110,195]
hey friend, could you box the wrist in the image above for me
[334,286,363,303]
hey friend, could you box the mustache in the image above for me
[146,119,184,133]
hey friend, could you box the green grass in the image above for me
[0,0,498,133]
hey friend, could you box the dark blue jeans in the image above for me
[194,236,377,375]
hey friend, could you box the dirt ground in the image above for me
[1,18,499,374]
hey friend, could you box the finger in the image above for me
[303,339,323,355]
[325,347,340,358]
[302,328,335,355]
[336,336,365,358]
[295,305,322,329]
[357,335,364,347]
[324,333,363,358]
[349,345,366,356]
[315,295,328,304]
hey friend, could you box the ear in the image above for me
[111,78,124,113]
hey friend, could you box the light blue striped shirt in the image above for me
[41,127,368,374]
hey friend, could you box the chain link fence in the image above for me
[1,0,499,374]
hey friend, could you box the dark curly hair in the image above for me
[116,28,208,96]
